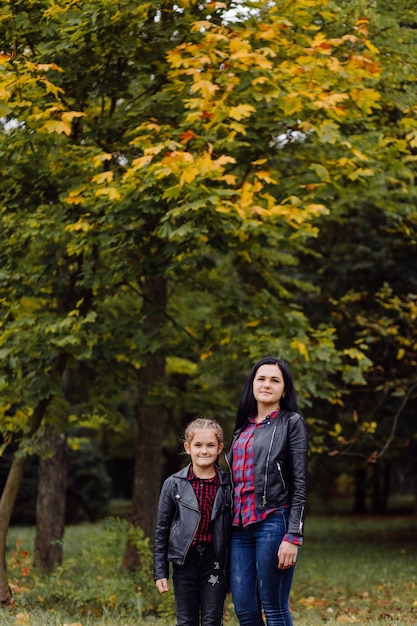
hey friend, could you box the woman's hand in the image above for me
[277,540,298,570]
[155,578,169,593]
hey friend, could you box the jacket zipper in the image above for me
[180,502,200,564]
[298,506,305,534]
[262,426,276,507]
[277,461,286,490]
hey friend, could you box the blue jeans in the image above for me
[230,510,296,626]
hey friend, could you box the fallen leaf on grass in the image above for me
[298,595,329,607]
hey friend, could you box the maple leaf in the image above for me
[229,104,256,121]
[179,129,197,143]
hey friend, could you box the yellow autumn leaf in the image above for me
[95,187,121,200]
[348,167,374,181]
[37,63,64,72]
[92,171,114,184]
[310,32,329,48]
[207,1,227,8]
[212,154,236,167]
[43,120,72,135]
[180,167,200,186]
[190,20,213,32]
[314,93,349,109]
[63,188,85,205]
[305,203,329,216]
[191,80,219,97]
[92,153,113,166]
[251,76,268,86]
[0,87,11,100]
[253,53,274,69]
[282,95,303,115]
[229,39,252,56]
[62,111,84,122]
[240,181,255,207]
[290,340,310,361]
[397,348,405,360]
[365,40,379,54]
[246,320,261,327]
[229,104,256,121]
[167,44,188,68]
[215,173,237,185]
[256,171,277,184]
[132,154,154,169]
[65,218,91,232]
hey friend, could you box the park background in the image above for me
[0,0,416,622]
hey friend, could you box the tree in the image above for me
[1,0,385,599]
[297,0,417,511]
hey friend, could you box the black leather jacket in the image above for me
[153,464,232,580]
[226,410,308,536]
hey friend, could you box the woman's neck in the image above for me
[255,404,280,423]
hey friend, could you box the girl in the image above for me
[226,356,308,626]
[154,418,232,626]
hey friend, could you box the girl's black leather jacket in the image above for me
[226,410,308,536]
[153,463,232,580]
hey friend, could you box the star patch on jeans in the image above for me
[208,574,219,586]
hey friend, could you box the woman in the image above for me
[226,356,308,626]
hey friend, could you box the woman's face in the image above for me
[253,363,285,410]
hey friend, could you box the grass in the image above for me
[2,513,417,625]
[290,515,417,625]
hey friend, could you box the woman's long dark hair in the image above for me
[234,356,299,430]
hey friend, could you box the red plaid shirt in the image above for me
[231,412,302,546]
[188,465,220,545]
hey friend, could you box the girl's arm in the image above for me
[153,478,176,581]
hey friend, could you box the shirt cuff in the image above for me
[283,532,303,546]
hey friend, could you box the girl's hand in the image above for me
[277,540,298,570]
[155,578,169,593]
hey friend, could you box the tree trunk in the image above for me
[0,395,52,606]
[33,429,68,571]
[352,467,368,514]
[0,457,27,605]
[123,277,167,571]
[370,461,391,514]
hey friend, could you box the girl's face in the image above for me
[184,429,223,474]
[253,363,285,410]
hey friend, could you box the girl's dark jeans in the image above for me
[173,543,228,626]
